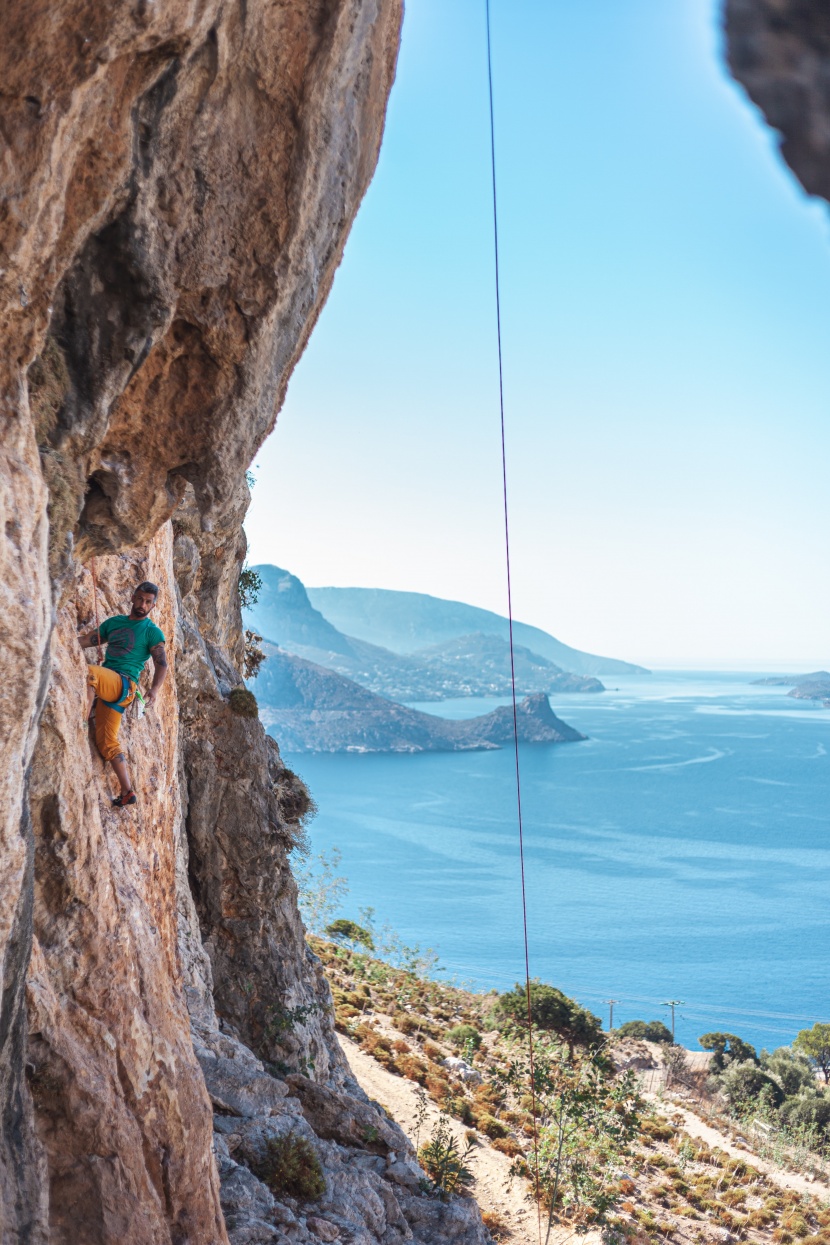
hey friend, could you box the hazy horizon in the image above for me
[246,0,830,671]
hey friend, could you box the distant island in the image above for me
[255,647,586,753]
[752,671,830,708]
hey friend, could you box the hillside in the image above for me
[307,585,649,676]
[310,934,830,1245]
[245,566,605,698]
[256,646,587,752]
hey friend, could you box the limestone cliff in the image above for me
[0,1,489,1241]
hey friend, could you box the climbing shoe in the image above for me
[112,791,137,808]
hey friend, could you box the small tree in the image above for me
[324,919,375,953]
[761,1047,816,1097]
[497,981,602,1056]
[664,1043,690,1088]
[294,848,349,934]
[720,1061,784,1111]
[239,565,262,609]
[496,1041,643,1242]
[794,1024,830,1083]
[699,1032,758,1073]
[617,1019,673,1044]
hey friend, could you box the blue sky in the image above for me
[246,0,830,669]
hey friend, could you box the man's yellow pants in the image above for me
[87,666,136,761]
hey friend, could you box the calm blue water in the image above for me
[278,673,830,1051]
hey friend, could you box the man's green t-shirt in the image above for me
[99,615,165,684]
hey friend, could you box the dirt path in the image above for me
[341,1035,542,1241]
[651,1098,830,1199]
[340,1035,603,1245]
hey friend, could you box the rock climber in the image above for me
[78,581,168,808]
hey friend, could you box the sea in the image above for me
[280,672,830,1052]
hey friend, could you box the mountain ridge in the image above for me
[245,565,608,698]
[306,584,648,676]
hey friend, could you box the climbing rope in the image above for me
[484,2,543,1237]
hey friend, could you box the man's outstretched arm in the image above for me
[145,642,168,709]
[78,629,101,649]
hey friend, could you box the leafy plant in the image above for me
[699,1032,758,1072]
[721,1061,785,1110]
[257,1131,325,1200]
[229,687,258,718]
[497,980,602,1056]
[239,565,262,609]
[418,1115,475,1199]
[617,1019,673,1044]
[446,1024,482,1052]
[794,1024,830,1083]
[295,848,349,934]
[243,629,265,679]
[496,1040,643,1243]
[325,919,375,952]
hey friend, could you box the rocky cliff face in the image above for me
[0,1,490,1241]
[725,1,830,201]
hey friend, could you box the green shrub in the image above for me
[617,1020,673,1044]
[325,920,375,952]
[779,1093,830,1134]
[477,1113,508,1140]
[445,1096,475,1126]
[419,1118,474,1199]
[257,1132,325,1200]
[238,566,262,608]
[497,979,601,1050]
[446,1024,481,1051]
[229,687,258,718]
[720,1061,784,1109]
[762,1047,817,1097]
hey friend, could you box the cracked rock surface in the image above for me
[0,0,490,1240]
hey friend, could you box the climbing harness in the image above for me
[100,671,135,715]
[484,2,543,1238]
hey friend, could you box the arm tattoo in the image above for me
[150,643,168,667]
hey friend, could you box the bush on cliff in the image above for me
[229,687,258,718]
[258,1131,325,1201]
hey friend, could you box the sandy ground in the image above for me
[340,1032,828,1243]
[651,1098,830,1200]
[340,1035,600,1245]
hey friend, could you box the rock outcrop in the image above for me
[256,647,587,752]
[725,1,830,201]
[0,1,486,1241]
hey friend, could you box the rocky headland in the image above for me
[256,647,587,752]
[1,0,829,1240]
[752,673,830,707]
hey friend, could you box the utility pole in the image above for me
[604,999,619,1032]
[662,1000,685,1041]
